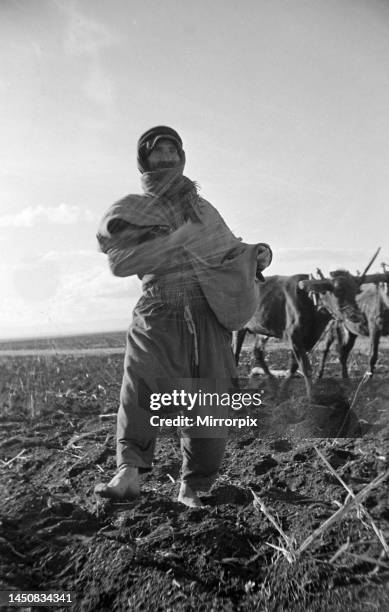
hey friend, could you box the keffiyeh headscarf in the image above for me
[135,125,201,226]
[137,125,184,173]
[141,162,201,226]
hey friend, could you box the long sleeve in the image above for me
[96,196,244,278]
[98,223,190,277]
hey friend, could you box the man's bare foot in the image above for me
[177,483,203,508]
[94,466,140,500]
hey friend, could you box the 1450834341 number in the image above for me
[3,592,74,605]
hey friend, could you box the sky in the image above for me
[1,0,389,338]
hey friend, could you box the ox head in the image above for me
[298,270,369,336]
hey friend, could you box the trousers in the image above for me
[116,293,237,492]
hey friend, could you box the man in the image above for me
[94,126,272,507]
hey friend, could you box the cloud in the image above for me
[56,0,117,57]
[12,260,61,301]
[57,266,141,301]
[0,204,94,228]
[0,249,141,338]
[38,249,142,299]
[54,0,117,108]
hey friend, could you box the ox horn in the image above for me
[358,247,381,285]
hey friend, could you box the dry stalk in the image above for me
[0,448,27,467]
[247,538,259,553]
[350,372,372,412]
[250,488,296,562]
[298,469,389,554]
[265,540,295,563]
[0,536,27,559]
[314,446,389,557]
[329,537,350,563]
[330,546,389,570]
[169,437,181,460]
[343,551,389,569]
[371,549,389,575]
[103,432,111,446]
[66,428,110,448]
[29,392,35,419]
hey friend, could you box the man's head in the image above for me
[137,126,185,173]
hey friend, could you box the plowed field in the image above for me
[1,334,388,611]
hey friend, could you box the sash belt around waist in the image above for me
[142,284,209,310]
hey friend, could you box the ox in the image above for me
[233,271,369,399]
[318,273,389,378]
